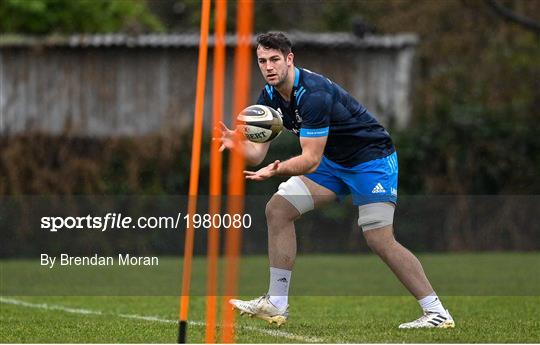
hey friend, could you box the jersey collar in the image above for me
[293,67,300,88]
[266,67,300,104]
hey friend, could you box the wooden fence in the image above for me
[0,32,418,136]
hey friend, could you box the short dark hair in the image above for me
[256,32,292,56]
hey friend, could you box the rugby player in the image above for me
[218,32,454,329]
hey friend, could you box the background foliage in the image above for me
[0,0,163,34]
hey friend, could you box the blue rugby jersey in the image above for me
[256,67,395,167]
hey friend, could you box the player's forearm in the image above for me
[241,141,268,167]
[276,153,321,176]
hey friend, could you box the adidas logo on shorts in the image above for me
[371,183,386,194]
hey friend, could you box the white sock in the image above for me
[418,294,446,315]
[267,267,291,310]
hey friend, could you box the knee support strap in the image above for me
[358,202,395,231]
[275,176,314,214]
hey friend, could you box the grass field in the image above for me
[1,253,540,343]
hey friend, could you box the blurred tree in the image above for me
[146,0,200,32]
[0,0,163,34]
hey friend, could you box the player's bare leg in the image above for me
[363,224,433,298]
[363,223,455,328]
[265,194,299,270]
[230,177,335,325]
[266,176,336,270]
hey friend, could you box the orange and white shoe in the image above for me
[229,294,288,326]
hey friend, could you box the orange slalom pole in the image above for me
[178,0,211,343]
[220,0,254,343]
[205,0,227,343]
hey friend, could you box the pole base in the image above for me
[178,320,187,343]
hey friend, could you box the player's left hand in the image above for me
[244,160,280,181]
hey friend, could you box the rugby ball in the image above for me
[237,105,283,143]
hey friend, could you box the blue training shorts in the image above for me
[304,152,398,206]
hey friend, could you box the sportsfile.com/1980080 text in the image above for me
[40,213,252,232]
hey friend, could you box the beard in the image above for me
[266,69,288,87]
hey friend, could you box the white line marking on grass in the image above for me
[0,297,102,315]
[120,313,323,343]
[0,297,323,343]
[119,313,178,324]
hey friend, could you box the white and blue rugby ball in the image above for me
[237,105,283,143]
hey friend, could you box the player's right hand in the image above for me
[213,121,237,152]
